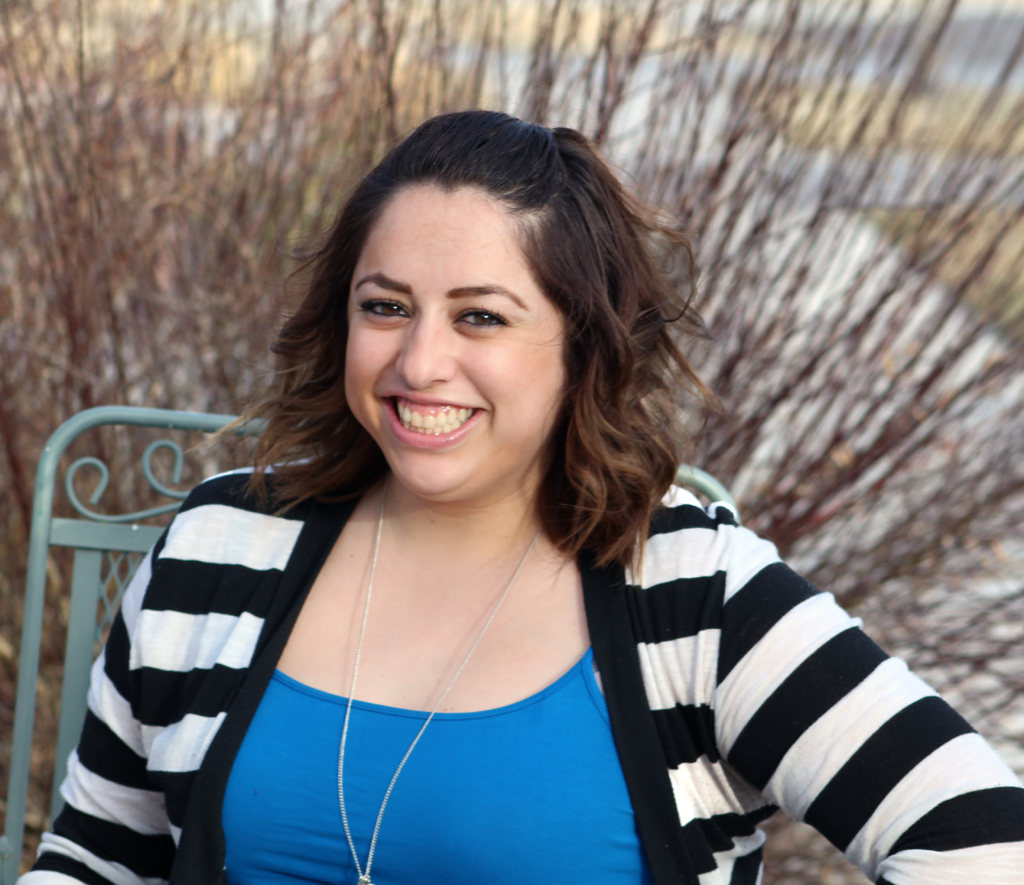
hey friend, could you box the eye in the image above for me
[458,308,508,327]
[359,299,408,318]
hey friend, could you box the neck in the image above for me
[379,474,544,567]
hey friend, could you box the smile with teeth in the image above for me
[396,399,475,435]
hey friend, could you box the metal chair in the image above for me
[0,407,260,883]
[0,405,737,883]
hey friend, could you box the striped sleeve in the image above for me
[25,473,305,885]
[27,546,177,885]
[712,523,1024,882]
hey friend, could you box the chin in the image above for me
[379,450,469,497]
[391,470,478,504]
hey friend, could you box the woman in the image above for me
[23,111,1024,885]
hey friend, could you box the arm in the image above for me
[20,547,176,885]
[713,525,1024,882]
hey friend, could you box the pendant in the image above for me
[358,877,372,885]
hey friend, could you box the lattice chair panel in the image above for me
[96,550,145,648]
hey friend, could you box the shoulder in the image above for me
[635,485,782,602]
[128,470,306,677]
[636,487,825,659]
[177,467,274,514]
[157,468,307,575]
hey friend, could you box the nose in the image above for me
[395,314,457,390]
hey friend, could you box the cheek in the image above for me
[507,346,566,433]
[343,329,379,410]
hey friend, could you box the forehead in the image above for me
[374,184,516,235]
[354,185,537,293]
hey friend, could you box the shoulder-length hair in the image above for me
[243,109,716,568]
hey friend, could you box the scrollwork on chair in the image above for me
[64,438,192,523]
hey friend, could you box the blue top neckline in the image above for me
[272,645,598,721]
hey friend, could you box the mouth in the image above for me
[393,397,476,436]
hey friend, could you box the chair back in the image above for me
[0,407,258,884]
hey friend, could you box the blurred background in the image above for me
[2,0,1024,880]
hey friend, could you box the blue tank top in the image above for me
[223,647,654,884]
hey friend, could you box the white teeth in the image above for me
[397,401,474,435]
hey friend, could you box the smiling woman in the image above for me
[243,110,707,568]
[22,111,1024,885]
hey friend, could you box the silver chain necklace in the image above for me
[336,477,541,885]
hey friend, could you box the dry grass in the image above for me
[773,82,1024,158]
[869,206,1024,343]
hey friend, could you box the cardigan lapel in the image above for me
[580,549,706,885]
[170,495,356,884]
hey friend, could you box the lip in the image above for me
[390,392,475,410]
[384,396,483,449]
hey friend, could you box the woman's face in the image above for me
[345,185,566,509]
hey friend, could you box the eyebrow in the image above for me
[354,272,411,295]
[354,273,528,312]
[447,285,527,312]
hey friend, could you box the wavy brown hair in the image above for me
[242,110,716,567]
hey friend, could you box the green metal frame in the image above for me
[675,465,739,518]
[0,405,736,883]
[0,407,263,884]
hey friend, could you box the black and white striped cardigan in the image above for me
[23,471,1024,885]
